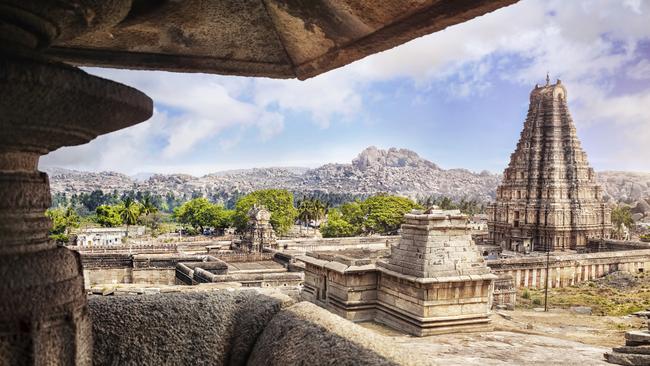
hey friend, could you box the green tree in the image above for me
[45,207,80,244]
[95,205,123,227]
[140,194,159,216]
[141,211,165,232]
[213,209,235,231]
[320,209,359,237]
[174,197,227,233]
[297,198,327,227]
[611,205,634,239]
[117,197,142,235]
[233,189,297,236]
[361,194,421,235]
[340,200,364,229]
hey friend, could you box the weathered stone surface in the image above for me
[488,80,612,252]
[46,1,518,80]
[625,331,650,345]
[613,346,650,355]
[0,3,153,364]
[89,290,296,366]
[381,208,491,278]
[605,351,650,366]
[571,306,593,315]
[248,301,435,366]
[236,205,277,253]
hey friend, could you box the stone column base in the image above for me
[0,247,91,365]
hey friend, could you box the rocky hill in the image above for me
[43,147,650,206]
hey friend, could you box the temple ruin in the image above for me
[301,208,496,336]
[235,205,278,253]
[487,77,612,252]
[0,1,519,363]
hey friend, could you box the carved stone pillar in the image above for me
[0,1,152,364]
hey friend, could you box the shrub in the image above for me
[532,298,542,306]
[522,289,530,299]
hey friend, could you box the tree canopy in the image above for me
[95,205,123,227]
[320,209,360,238]
[611,205,634,239]
[320,194,420,237]
[45,207,80,243]
[117,197,142,229]
[174,197,233,233]
[361,195,421,234]
[297,198,327,227]
[233,189,297,236]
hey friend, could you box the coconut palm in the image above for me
[141,195,158,216]
[117,197,142,236]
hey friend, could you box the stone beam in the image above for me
[44,0,518,80]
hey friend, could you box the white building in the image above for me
[75,226,145,246]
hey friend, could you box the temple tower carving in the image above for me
[487,79,611,252]
[237,205,277,253]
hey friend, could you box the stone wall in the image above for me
[586,238,650,252]
[487,249,650,289]
[81,253,208,286]
[70,243,178,254]
[278,235,397,252]
[208,252,275,263]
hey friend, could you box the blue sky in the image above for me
[41,0,650,176]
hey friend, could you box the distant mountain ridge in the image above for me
[43,147,650,205]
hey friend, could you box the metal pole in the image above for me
[544,247,550,312]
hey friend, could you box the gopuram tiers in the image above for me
[488,77,611,252]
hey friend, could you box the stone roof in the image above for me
[46,0,518,79]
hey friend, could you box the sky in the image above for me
[41,0,650,176]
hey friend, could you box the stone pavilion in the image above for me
[301,208,497,336]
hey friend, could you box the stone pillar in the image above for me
[0,1,152,364]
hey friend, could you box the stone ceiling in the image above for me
[47,0,518,80]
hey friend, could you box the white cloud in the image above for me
[628,59,650,80]
[41,0,650,174]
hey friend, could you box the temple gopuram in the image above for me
[487,77,612,252]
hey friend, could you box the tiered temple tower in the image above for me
[487,77,611,252]
[237,205,278,253]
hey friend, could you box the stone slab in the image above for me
[605,351,650,366]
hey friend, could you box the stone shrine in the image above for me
[488,77,612,252]
[300,208,496,336]
[237,205,278,253]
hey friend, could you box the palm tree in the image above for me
[297,199,312,228]
[297,199,327,228]
[141,195,158,216]
[118,197,142,236]
[611,205,634,240]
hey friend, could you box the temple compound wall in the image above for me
[300,209,496,336]
[487,249,650,289]
[488,79,611,252]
